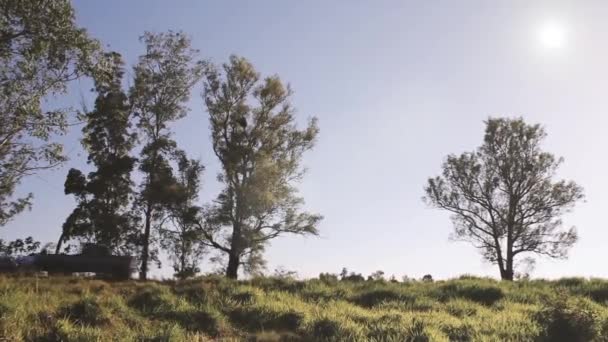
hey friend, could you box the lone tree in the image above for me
[0,0,100,227]
[424,117,583,281]
[200,56,322,279]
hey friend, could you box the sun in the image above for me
[538,22,567,49]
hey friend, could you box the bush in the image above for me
[341,272,365,282]
[230,306,306,332]
[535,296,602,341]
[60,296,108,326]
[306,317,365,341]
[127,283,185,317]
[584,280,608,303]
[300,282,350,302]
[311,318,342,339]
[444,299,479,318]
[162,308,224,336]
[555,277,587,288]
[438,282,503,306]
[353,288,415,308]
[318,273,339,285]
[440,320,477,341]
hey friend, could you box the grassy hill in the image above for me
[2,275,608,341]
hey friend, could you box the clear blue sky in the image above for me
[5,0,608,279]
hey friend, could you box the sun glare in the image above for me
[538,21,567,49]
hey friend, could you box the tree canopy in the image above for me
[130,31,205,280]
[424,117,584,280]
[0,0,101,227]
[200,56,322,279]
[59,52,137,255]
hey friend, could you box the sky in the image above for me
[5,0,608,280]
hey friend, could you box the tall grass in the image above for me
[2,275,608,341]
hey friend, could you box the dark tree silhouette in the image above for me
[59,52,137,255]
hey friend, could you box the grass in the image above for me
[3,275,608,341]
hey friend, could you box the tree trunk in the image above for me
[504,254,514,281]
[226,220,242,279]
[498,260,514,281]
[140,205,152,280]
[226,252,240,279]
[180,240,186,277]
[55,232,64,254]
[493,238,511,281]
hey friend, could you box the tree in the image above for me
[273,266,298,279]
[368,270,385,281]
[200,56,322,279]
[340,267,349,280]
[319,272,339,284]
[0,0,100,227]
[58,52,137,255]
[130,31,204,280]
[159,153,206,280]
[424,117,584,280]
[0,236,40,256]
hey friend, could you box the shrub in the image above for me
[440,320,477,341]
[299,282,350,302]
[162,308,224,336]
[584,280,608,303]
[535,296,601,342]
[311,318,341,339]
[438,282,503,306]
[60,296,108,326]
[444,299,479,318]
[231,287,263,304]
[306,317,365,341]
[354,289,415,308]
[128,284,176,314]
[341,272,365,282]
[53,319,104,342]
[230,306,306,332]
[318,273,339,285]
[555,277,587,288]
[405,318,434,342]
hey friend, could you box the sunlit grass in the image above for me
[2,275,608,341]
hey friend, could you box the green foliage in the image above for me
[60,52,138,255]
[0,236,41,256]
[159,154,206,280]
[535,295,604,341]
[318,273,339,285]
[354,288,416,308]
[201,56,322,279]
[436,281,504,306]
[60,296,109,326]
[424,117,584,280]
[0,0,101,227]
[129,31,205,280]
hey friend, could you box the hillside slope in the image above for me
[1,275,608,341]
